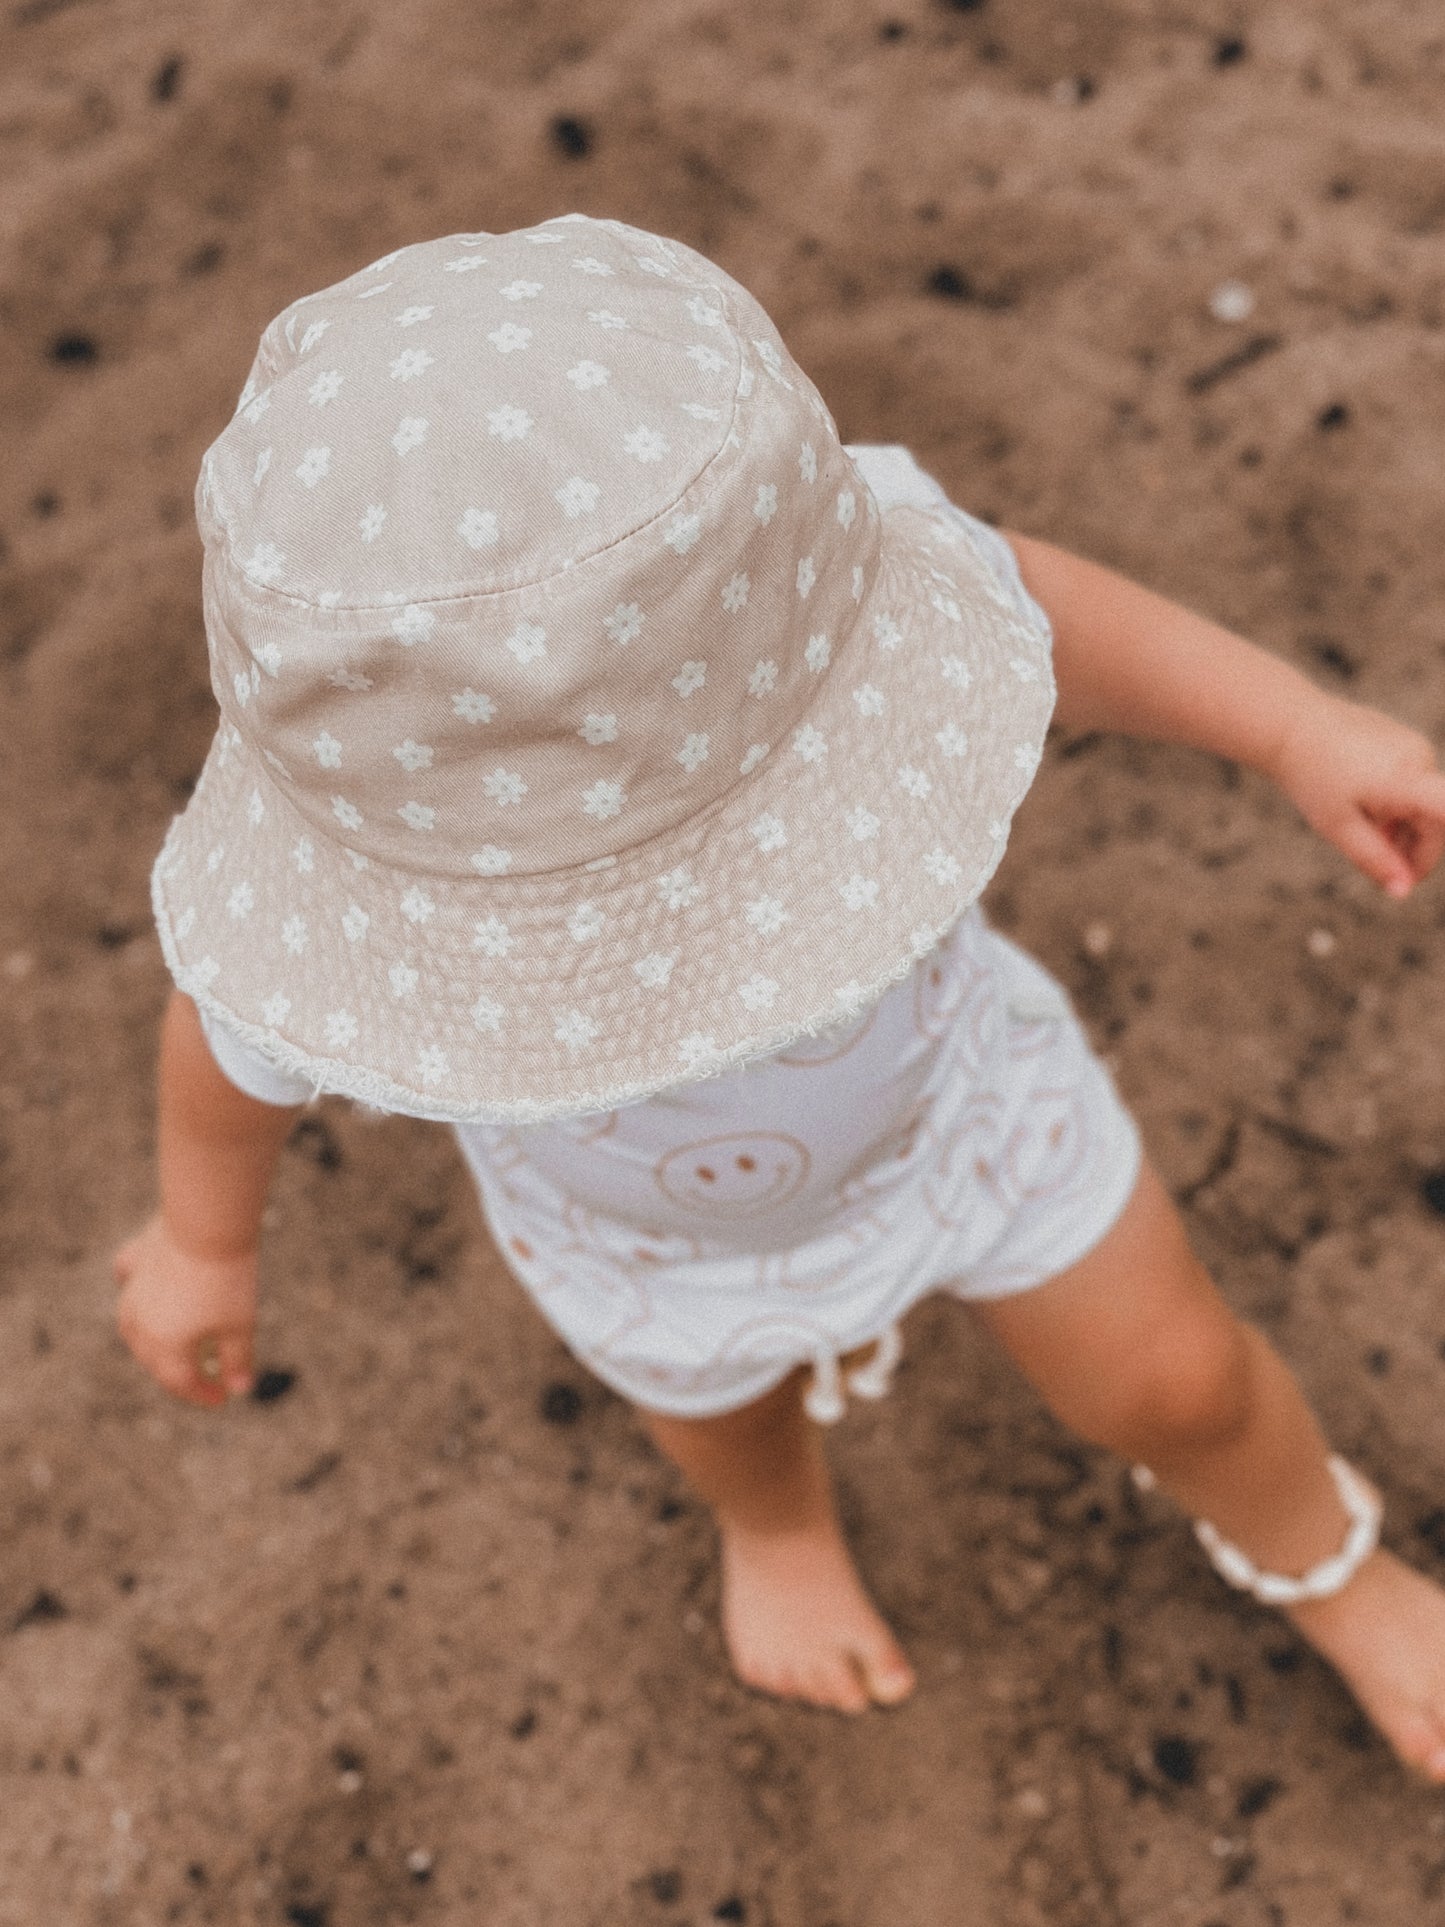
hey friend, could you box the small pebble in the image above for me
[1211,1835,1245,1858]
[1082,921,1113,959]
[540,1381,582,1426]
[50,334,99,365]
[1209,279,1256,323]
[1306,927,1336,958]
[404,1848,433,1880]
[1014,1786,1050,1820]
[337,1769,363,1794]
[251,1368,297,1403]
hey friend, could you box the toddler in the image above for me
[115,215,1445,1773]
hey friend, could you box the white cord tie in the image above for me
[1133,1454,1382,1607]
[803,1323,904,1425]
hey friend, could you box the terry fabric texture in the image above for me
[152,215,1056,1123]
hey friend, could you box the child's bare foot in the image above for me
[718,1515,916,1714]
[1287,1548,1445,1780]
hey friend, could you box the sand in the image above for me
[6,0,1445,1920]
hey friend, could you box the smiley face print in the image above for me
[655,1133,812,1219]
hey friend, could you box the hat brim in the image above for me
[153,503,1054,1123]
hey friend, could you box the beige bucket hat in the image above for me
[152,215,1054,1122]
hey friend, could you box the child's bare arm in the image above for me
[1008,530,1445,898]
[113,991,302,1406]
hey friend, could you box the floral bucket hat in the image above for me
[152,214,1055,1123]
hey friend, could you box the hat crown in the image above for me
[200,216,881,881]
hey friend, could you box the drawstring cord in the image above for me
[803,1322,904,1425]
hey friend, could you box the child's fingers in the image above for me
[213,1329,255,1397]
[1333,811,1416,898]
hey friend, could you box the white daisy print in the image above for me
[572,257,614,277]
[232,667,255,706]
[676,733,709,773]
[444,255,486,273]
[489,323,532,353]
[748,659,779,697]
[487,405,533,442]
[567,360,610,390]
[568,901,605,942]
[745,895,788,938]
[342,904,370,942]
[331,795,363,831]
[261,993,292,1026]
[923,848,964,885]
[624,426,669,463]
[253,447,272,488]
[298,319,330,353]
[837,489,857,529]
[392,605,437,647]
[458,507,499,549]
[633,953,676,989]
[852,565,865,601]
[680,403,722,421]
[846,805,881,841]
[581,778,625,821]
[678,1032,718,1069]
[205,843,226,874]
[312,731,342,769]
[471,995,505,1034]
[359,504,387,543]
[750,812,787,852]
[324,1009,359,1049]
[754,484,778,525]
[658,865,702,910]
[469,845,513,875]
[604,602,643,645]
[398,801,436,831]
[394,304,433,327]
[247,788,266,826]
[453,689,496,724]
[686,344,728,374]
[579,712,618,745]
[307,369,343,407]
[874,614,904,650]
[1010,656,1041,683]
[634,254,671,275]
[739,743,769,774]
[796,556,817,600]
[282,915,309,955]
[400,886,435,924]
[328,667,371,691]
[721,573,749,613]
[390,348,434,382]
[854,684,884,717]
[292,837,315,874]
[898,765,932,799]
[242,391,270,425]
[793,723,827,764]
[805,632,831,672]
[940,655,972,690]
[931,591,962,622]
[226,881,255,920]
[503,278,543,300]
[587,309,628,329]
[752,336,783,374]
[936,723,969,757]
[392,416,428,456]
[739,974,780,1012]
[555,1010,599,1053]
[799,442,817,483]
[555,476,600,518]
[295,446,332,488]
[672,660,706,698]
[484,767,528,806]
[839,874,879,912]
[473,916,514,957]
[687,296,723,327]
[1014,744,1039,771]
[416,1046,449,1087]
[390,961,419,998]
[664,513,701,554]
[504,621,547,665]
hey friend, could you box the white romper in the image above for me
[197,448,1142,1420]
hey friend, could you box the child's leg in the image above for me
[974,1159,1445,1779]
[641,1370,917,1714]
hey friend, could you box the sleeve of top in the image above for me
[844,443,1052,638]
[198,1005,314,1108]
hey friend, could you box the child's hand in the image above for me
[1271,694,1445,899]
[113,1213,257,1408]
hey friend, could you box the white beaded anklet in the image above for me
[1132,1454,1382,1608]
